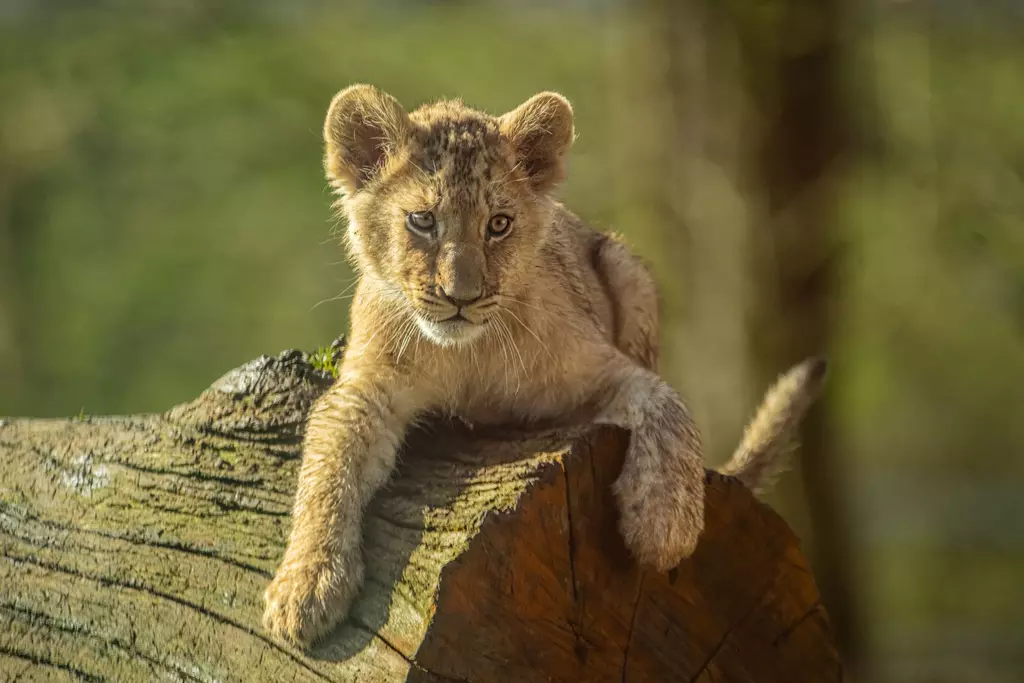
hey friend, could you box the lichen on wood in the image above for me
[0,342,841,682]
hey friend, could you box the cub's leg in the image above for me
[593,233,660,371]
[263,361,416,647]
[593,234,705,569]
[593,355,705,570]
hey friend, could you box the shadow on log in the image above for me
[0,344,842,682]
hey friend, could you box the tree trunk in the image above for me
[719,0,863,670]
[0,343,841,682]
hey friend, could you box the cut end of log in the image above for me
[0,344,842,682]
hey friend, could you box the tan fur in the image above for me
[720,357,829,495]
[263,84,821,648]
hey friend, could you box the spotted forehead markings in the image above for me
[419,119,501,171]
[416,120,503,211]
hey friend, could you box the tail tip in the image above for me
[806,355,829,383]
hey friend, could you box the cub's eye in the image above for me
[487,214,513,239]
[406,211,436,236]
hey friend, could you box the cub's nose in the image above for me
[439,287,482,309]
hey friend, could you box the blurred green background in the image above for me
[1,1,1022,681]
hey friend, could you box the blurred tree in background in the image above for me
[1,1,1023,681]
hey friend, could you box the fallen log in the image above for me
[0,342,841,682]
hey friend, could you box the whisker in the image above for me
[468,336,481,379]
[490,316,512,392]
[497,294,590,336]
[365,306,411,356]
[495,315,525,394]
[473,302,499,314]
[395,317,417,363]
[309,276,362,312]
[499,305,554,361]
[309,291,356,312]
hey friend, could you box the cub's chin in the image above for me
[414,314,487,348]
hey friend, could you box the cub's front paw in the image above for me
[613,437,706,572]
[262,555,362,648]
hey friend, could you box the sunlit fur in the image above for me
[335,94,564,352]
[719,356,829,494]
[262,85,825,649]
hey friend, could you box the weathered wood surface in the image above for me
[0,345,841,682]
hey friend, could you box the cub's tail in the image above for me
[718,356,829,494]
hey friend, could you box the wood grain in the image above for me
[0,346,841,682]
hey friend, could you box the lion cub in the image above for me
[263,85,824,647]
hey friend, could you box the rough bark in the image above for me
[0,343,841,682]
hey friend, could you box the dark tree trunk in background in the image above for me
[614,0,752,460]
[719,0,862,672]
[626,0,862,671]
[0,345,842,682]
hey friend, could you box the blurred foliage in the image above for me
[838,7,1024,680]
[1,1,1023,682]
[0,0,617,417]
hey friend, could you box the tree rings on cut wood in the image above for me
[0,346,841,682]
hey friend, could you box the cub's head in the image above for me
[323,84,574,347]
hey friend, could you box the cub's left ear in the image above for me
[323,84,411,196]
[499,92,575,193]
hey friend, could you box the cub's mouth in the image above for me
[413,312,487,347]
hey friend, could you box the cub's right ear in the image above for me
[324,84,411,196]
[499,92,575,193]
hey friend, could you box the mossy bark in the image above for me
[0,344,841,682]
